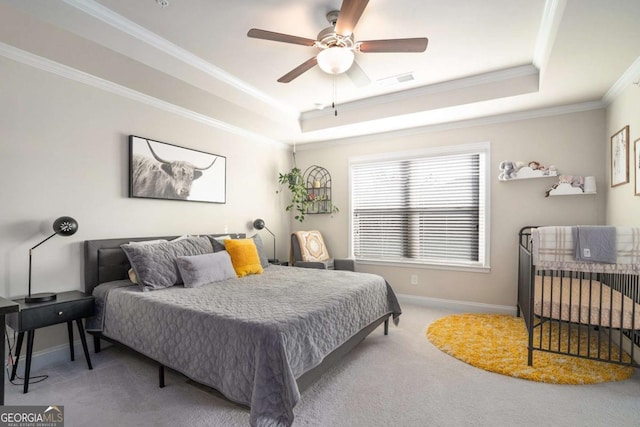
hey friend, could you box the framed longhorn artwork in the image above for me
[129,135,226,203]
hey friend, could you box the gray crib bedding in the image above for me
[87,265,401,427]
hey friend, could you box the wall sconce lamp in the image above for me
[252,218,277,263]
[26,216,78,303]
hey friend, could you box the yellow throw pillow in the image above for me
[224,238,264,277]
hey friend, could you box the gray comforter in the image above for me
[87,265,401,427]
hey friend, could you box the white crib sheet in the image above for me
[534,275,640,329]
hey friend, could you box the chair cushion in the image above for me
[292,230,330,262]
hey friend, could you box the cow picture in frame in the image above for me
[129,135,226,203]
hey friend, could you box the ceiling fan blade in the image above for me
[278,57,318,83]
[247,29,316,47]
[335,0,369,36]
[359,38,429,53]
[346,60,371,87]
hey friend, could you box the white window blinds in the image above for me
[350,146,488,268]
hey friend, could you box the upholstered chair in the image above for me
[290,230,355,271]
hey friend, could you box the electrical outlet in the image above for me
[411,274,418,285]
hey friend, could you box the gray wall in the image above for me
[606,84,640,226]
[0,57,290,351]
[293,109,607,307]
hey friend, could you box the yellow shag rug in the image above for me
[426,313,635,384]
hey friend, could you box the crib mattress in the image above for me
[534,275,640,329]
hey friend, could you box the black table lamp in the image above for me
[253,218,277,263]
[26,216,78,303]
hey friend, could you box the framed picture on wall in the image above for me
[635,138,640,196]
[610,126,629,187]
[129,135,226,203]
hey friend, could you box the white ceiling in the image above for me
[1,0,640,145]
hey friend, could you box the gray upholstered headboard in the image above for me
[83,233,244,295]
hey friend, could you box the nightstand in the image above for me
[6,290,95,393]
[0,297,19,404]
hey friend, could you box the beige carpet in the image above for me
[426,313,635,384]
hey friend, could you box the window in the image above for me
[349,142,489,269]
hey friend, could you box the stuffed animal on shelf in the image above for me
[558,175,573,184]
[571,176,585,191]
[498,160,518,181]
[528,161,548,172]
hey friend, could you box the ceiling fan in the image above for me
[247,0,428,87]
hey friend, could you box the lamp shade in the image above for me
[53,216,78,236]
[253,218,265,230]
[317,47,354,74]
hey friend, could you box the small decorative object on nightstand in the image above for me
[26,216,78,303]
[6,290,94,394]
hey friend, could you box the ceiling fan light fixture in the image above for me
[317,47,354,75]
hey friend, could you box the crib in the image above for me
[518,226,640,367]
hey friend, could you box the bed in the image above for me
[83,233,401,427]
[518,226,640,367]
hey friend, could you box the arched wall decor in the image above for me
[303,165,335,214]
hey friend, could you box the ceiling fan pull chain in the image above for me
[333,76,338,117]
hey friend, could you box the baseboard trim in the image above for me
[397,293,517,316]
[6,336,109,377]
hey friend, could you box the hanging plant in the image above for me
[277,159,310,222]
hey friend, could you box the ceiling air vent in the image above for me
[376,72,415,87]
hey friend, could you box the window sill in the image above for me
[355,259,491,274]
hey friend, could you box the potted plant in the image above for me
[277,166,310,222]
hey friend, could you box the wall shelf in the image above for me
[499,166,558,181]
[547,183,596,196]
[303,165,334,214]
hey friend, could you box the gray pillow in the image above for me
[251,234,270,268]
[207,235,231,252]
[176,251,237,288]
[121,236,213,291]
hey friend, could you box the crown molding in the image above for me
[61,0,299,119]
[0,42,286,147]
[0,38,608,151]
[602,54,640,104]
[296,100,605,151]
[533,0,567,76]
[300,64,539,121]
